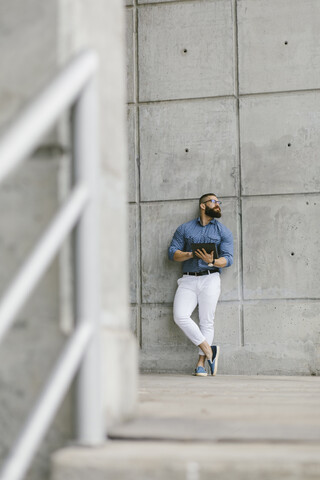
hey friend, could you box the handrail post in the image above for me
[72,73,104,445]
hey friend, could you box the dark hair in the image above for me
[199,193,216,205]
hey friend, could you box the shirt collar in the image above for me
[197,216,216,226]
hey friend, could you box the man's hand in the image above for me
[194,248,214,264]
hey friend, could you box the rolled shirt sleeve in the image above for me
[218,226,233,267]
[168,225,185,261]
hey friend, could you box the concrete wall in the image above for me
[0,1,137,480]
[126,0,320,375]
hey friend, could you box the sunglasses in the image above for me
[204,200,222,206]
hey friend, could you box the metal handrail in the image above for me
[0,50,104,480]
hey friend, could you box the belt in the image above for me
[185,269,219,277]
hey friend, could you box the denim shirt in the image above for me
[168,217,233,274]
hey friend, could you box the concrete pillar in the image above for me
[0,1,137,480]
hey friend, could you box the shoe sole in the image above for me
[208,345,220,376]
[195,372,207,377]
[212,345,220,376]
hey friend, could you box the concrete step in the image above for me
[109,374,320,443]
[51,441,320,480]
[50,374,320,480]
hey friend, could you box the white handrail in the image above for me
[0,50,104,480]
[0,323,93,480]
[0,183,89,343]
[0,51,98,186]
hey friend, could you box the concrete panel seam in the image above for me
[233,0,244,346]
[137,0,223,7]
[232,0,238,99]
[241,192,320,199]
[134,0,142,348]
[139,196,239,205]
[140,300,243,307]
[240,298,320,305]
[243,297,320,302]
[138,299,320,307]
[239,88,320,98]
[134,0,138,105]
[136,95,237,106]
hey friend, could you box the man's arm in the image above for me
[212,256,228,268]
[173,250,193,262]
[218,226,234,267]
[168,225,191,261]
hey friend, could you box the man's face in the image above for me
[203,196,222,218]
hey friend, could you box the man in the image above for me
[168,193,233,376]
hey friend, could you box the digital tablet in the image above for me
[191,243,218,259]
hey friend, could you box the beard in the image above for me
[205,205,221,218]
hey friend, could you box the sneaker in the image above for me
[207,345,220,376]
[194,366,207,377]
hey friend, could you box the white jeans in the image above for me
[173,273,221,355]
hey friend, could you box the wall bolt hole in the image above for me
[291,252,295,256]
[287,143,291,147]
[284,41,288,45]
[185,148,189,153]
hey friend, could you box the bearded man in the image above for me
[168,193,233,376]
